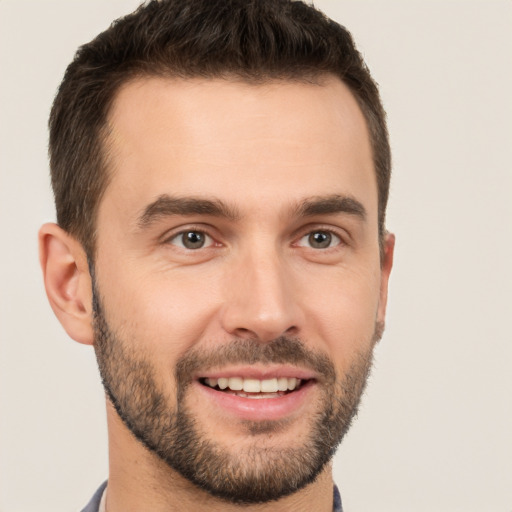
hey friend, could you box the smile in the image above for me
[200,376,305,398]
[195,369,316,421]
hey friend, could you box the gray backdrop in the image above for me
[1,1,511,510]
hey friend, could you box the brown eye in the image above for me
[169,230,213,250]
[309,231,331,248]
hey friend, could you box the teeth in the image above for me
[218,377,229,390]
[206,378,218,388]
[243,379,261,393]
[235,392,280,399]
[288,378,297,390]
[277,377,289,391]
[227,377,243,391]
[203,376,303,393]
[261,378,278,393]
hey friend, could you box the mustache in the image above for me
[175,336,337,388]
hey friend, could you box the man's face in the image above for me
[92,77,392,503]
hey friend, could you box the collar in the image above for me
[86,481,343,511]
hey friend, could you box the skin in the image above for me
[39,76,394,511]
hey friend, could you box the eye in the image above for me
[297,230,342,249]
[168,230,214,250]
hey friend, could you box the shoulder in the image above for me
[333,483,343,512]
[80,481,107,512]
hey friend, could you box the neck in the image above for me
[105,403,335,512]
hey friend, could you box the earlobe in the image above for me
[38,223,94,345]
[377,232,395,324]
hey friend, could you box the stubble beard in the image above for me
[92,282,381,504]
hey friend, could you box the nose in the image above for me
[220,248,302,342]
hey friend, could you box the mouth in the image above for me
[194,369,317,422]
[199,376,308,399]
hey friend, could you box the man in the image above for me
[39,0,394,510]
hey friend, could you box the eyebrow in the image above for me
[137,194,240,227]
[295,194,367,221]
[137,193,366,229]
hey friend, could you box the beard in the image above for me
[92,280,381,504]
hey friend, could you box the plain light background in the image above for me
[1,1,511,511]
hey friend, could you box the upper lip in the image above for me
[195,365,318,381]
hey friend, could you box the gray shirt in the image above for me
[81,481,344,512]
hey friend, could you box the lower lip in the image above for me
[195,380,315,422]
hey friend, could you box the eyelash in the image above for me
[163,225,347,252]
[295,228,344,250]
[163,226,217,250]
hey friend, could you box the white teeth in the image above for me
[217,377,229,390]
[204,376,303,393]
[227,377,243,391]
[243,379,261,393]
[261,378,278,393]
[277,377,289,391]
[237,392,279,399]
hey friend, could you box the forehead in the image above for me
[101,76,376,224]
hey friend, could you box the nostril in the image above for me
[229,327,257,341]
[284,325,299,336]
[229,325,299,343]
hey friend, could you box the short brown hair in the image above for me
[49,0,391,257]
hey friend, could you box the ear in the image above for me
[376,232,395,324]
[39,223,94,345]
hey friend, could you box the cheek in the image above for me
[299,264,381,353]
[97,262,224,363]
